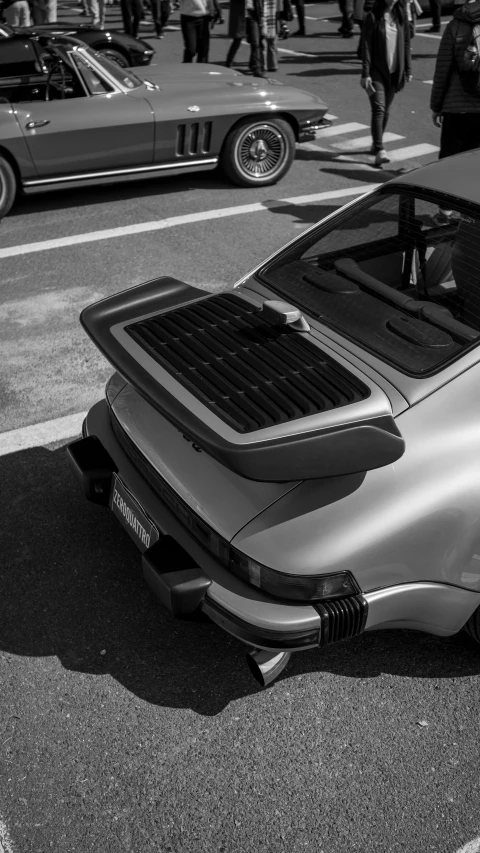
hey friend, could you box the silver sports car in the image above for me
[68,149,480,687]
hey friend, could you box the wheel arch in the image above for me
[90,41,131,64]
[222,111,300,145]
[0,143,21,189]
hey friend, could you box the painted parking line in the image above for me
[0,820,14,853]
[331,132,404,152]
[455,836,480,853]
[335,142,439,163]
[0,183,380,262]
[316,121,369,137]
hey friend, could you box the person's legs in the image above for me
[45,0,56,21]
[89,0,100,24]
[159,0,170,30]
[369,77,387,153]
[338,0,353,34]
[294,0,305,34]
[151,0,161,32]
[31,0,47,23]
[181,14,198,61]
[197,15,211,61]
[427,0,441,30]
[381,74,396,135]
[131,0,143,36]
[264,36,277,71]
[120,0,133,33]
[226,36,242,65]
[247,12,263,75]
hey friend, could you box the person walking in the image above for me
[2,0,30,24]
[151,0,170,35]
[120,0,143,36]
[427,0,441,33]
[430,0,480,164]
[338,0,354,37]
[361,0,412,167]
[293,0,305,35]
[179,0,222,62]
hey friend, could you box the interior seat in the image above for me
[451,218,480,329]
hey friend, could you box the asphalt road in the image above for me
[2,5,480,853]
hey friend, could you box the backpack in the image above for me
[455,20,480,96]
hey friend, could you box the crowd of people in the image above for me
[1,0,480,168]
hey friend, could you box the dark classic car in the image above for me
[0,34,327,217]
[0,22,155,67]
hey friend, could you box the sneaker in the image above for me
[374,149,390,167]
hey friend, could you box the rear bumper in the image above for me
[68,400,480,649]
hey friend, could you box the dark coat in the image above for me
[228,0,262,38]
[362,6,412,92]
[430,0,480,115]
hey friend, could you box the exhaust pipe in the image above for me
[246,648,291,687]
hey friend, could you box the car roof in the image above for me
[387,148,480,205]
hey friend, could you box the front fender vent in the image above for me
[315,595,368,646]
[125,293,370,433]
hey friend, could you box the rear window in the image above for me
[258,188,480,376]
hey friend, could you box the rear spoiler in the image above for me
[81,276,405,482]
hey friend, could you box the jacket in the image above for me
[430,0,480,114]
[228,0,262,37]
[361,5,412,91]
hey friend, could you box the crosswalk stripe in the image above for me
[335,142,439,163]
[325,113,338,120]
[332,132,404,152]
[316,121,368,138]
[416,32,442,39]
[423,80,433,84]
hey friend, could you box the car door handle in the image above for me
[25,120,50,129]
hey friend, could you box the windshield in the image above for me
[258,188,480,376]
[90,49,143,89]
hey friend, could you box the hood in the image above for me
[133,61,243,84]
[454,0,480,22]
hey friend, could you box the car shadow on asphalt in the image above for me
[10,172,237,218]
[2,445,480,717]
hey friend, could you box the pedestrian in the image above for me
[361,0,412,167]
[120,0,143,35]
[431,0,480,169]
[179,0,221,62]
[30,0,56,22]
[2,0,31,24]
[151,0,170,35]
[87,0,106,25]
[338,0,354,37]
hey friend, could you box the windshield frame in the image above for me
[256,184,480,379]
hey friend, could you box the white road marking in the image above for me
[416,32,442,39]
[0,412,88,456]
[331,132,404,151]
[455,837,480,853]
[325,113,338,120]
[416,19,449,28]
[0,185,380,262]
[335,142,439,163]
[316,121,369,137]
[423,79,433,84]
[277,45,320,56]
[0,820,15,853]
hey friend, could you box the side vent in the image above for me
[176,124,186,156]
[189,122,199,155]
[202,121,212,153]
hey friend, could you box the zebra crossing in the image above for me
[299,114,439,170]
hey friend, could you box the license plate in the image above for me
[110,474,160,552]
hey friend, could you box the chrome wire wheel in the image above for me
[0,155,16,220]
[233,123,289,182]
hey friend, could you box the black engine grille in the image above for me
[316,596,368,646]
[125,293,370,434]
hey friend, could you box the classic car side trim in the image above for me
[22,157,219,187]
[364,583,480,636]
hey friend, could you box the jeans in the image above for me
[120,0,143,36]
[88,0,106,25]
[338,0,353,32]
[181,14,211,62]
[246,11,263,74]
[262,37,278,71]
[369,73,396,152]
[439,113,480,159]
[151,0,170,34]
[226,36,242,65]
[4,0,31,25]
